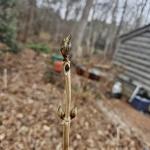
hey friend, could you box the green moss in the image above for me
[27,43,50,53]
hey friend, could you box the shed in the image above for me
[113,24,150,93]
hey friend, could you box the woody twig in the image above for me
[58,35,77,150]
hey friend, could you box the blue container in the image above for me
[130,96,150,113]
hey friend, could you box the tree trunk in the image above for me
[135,0,148,28]
[115,0,128,38]
[104,0,119,58]
[145,4,150,23]
[64,0,72,20]
[22,0,37,43]
[87,0,97,55]
[110,0,128,57]
[72,0,93,58]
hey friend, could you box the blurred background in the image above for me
[0,0,150,149]
[1,0,150,56]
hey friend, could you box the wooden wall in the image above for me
[113,31,150,92]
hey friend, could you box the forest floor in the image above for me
[0,49,149,150]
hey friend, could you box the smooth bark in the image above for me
[72,0,94,58]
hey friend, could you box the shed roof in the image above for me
[120,24,150,42]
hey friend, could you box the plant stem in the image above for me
[63,61,71,150]
[3,68,8,89]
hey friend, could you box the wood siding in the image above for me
[114,31,150,92]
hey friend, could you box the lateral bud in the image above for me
[70,107,77,120]
[57,106,65,120]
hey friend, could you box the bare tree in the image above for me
[22,0,37,43]
[135,0,148,28]
[109,0,128,57]
[64,0,75,20]
[104,0,119,58]
[116,0,128,37]
[145,3,150,24]
[72,0,94,58]
[85,0,98,55]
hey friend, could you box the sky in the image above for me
[37,0,150,26]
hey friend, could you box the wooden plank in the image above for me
[115,31,150,93]
[123,32,150,43]
[114,61,150,81]
[119,73,150,90]
[114,63,150,92]
[114,56,150,74]
[120,27,150,42]
[124,72,150,90]
[118,72,150,93]
[127,36,150,44]
[124,40,150,49]
[115,50,150,65]
[140,32,150,38]
[114,62,150,91]
[115,52,150,67]
[118,48,150,61]
[115,59,150,79]
[118,49,150,61]
[126,68,150,84]
[119,44,150,55]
